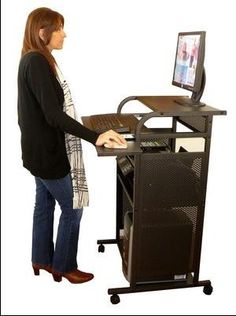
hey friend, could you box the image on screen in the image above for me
[173,34,200,88]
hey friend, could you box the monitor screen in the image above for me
[172,31,206,106]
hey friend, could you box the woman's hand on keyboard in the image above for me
[95,129,127,148]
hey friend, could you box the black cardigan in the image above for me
[17,52,99,179]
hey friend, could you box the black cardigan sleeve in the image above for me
[25,53,99,145]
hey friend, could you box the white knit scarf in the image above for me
[56,65,89,209]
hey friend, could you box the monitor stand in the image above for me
[174,97,205,108]
[174,68,206,108]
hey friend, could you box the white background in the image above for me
[1,0,236,314]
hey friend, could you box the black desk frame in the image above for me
[83,96,226,304]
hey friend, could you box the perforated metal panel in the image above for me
[139,153,205,210]
[133,152,207,282]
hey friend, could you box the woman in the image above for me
[17,7,126,284]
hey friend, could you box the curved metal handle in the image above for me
[117,96,137,113]
[135,111,163,142]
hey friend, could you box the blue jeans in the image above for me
[32,174,83,273]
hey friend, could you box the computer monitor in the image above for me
[172,31,206,107]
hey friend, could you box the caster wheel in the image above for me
[203,284,213,295]
[98,244,105,253]
[110,294,120,304]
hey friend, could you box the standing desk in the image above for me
[82,95,226,304]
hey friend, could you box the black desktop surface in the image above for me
[136,96,226,116]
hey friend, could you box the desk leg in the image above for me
[107,278,213,304]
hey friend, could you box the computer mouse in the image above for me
[104,142,127,149]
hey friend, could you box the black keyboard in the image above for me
[90,114,132,133]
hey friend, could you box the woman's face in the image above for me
[46,26,66,51]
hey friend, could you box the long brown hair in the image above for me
[21,7,64,75]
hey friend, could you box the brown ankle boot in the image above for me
[52,269,94,284]
[32,263,52,275]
